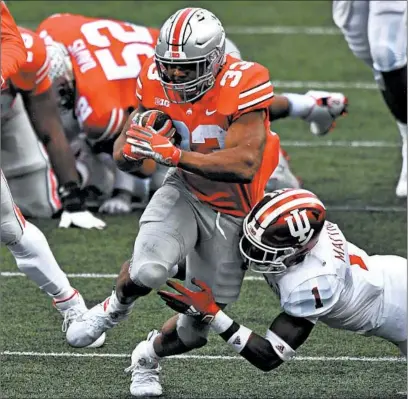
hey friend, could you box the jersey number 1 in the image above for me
[311,286,324,309]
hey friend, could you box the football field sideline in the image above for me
[1,350,404,362]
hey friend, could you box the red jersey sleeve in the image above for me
[10,27,51,95]
[217,58,274,121]
[1,1,27,85]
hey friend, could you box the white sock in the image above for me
[145,334,161,360]
[282,93,316,118]
[105,290,135,314]
[7,221,74,298]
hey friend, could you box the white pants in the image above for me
[1,170,25,245]
[1,94,61,218]
[333,0,407,87]
[370,255,407,346]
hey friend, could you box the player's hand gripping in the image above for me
[304,90,348,136]
[158,278,220,324]
[123,123,182,167]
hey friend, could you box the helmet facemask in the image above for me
[155,45,224,104]
[240,219,295,274]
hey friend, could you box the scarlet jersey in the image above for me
[1,27,51,118]
[265,221,407,343]
[137,55,279,217]
[1,1,27,85]
[9,27,51,95]
[37,14,159,139]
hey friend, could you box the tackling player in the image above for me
[0,1,105,346]
[1,26,105,228]
[155,188,407,395]
[333,0,407,197]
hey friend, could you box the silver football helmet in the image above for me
[155,8,226,103]
[46,41,75,110]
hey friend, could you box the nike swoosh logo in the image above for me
[154,143,173,148]
[206,109,217,116]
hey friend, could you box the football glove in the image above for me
[158,278,220,324]
[58,182,106,229]
[98,195,132,214]
[125,124,182,167]
[304,90,348,136]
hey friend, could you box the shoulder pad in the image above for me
[216,57,274,119]
[12,27,51,94]
[283,274,343,321]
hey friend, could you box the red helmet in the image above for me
[240,188,326,274]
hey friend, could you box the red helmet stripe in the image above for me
[169,8,196,53]
[260,197,325,229]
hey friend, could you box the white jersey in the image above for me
[265,221,407,343]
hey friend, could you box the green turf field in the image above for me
[1,1,407,398]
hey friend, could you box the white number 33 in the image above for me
[220,61,254,87]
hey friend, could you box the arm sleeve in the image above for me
[1,1,27,83]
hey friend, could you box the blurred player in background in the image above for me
[36,13,162,214]
[333,0,407,197]
[37,13,347,214]
[1,25,105,228]
[157,188,406,395]
[0,0,105,347]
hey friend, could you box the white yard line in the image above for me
[0,351,404,362]
[23,23,341,36]
[226,26,342,35]
[280,140,400,148]
[271,80,377,90]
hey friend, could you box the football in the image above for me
[132,110,179,143]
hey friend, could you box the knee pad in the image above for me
[176,314,210,349]
[131,262,170,290]
[371,41,407,72]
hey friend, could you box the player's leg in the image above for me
[71,136,116,206]
[0,170,104,346]
[126,209,246,396]
[332,0,372,67]
[1,94,61,217]
[369,255,407,352]
[66,177,198,348]
[367,1,407,197]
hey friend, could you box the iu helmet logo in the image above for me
[284,209,314,245]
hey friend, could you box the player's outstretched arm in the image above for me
[1,1,27,85]
[211,311,314,371]
[158,278,314,372]
[269,92,348,135]
[178,110,267,183]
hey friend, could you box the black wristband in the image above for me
[58,181,86,212]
